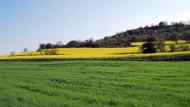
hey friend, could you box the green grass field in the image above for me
[0,61,189,107]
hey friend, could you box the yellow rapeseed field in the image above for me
[131,40,186,46]
[0,47,190,60]
[0,47,139,60]
[0,41,189,60]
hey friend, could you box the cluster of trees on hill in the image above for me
[110,21,190,42]
[141,35,190,54]
[38,21,190,49]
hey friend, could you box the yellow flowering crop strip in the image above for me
[0,47,190,60]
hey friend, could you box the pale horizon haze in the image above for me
[1,0,190,54]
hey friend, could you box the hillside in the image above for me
[39,21,190,48]
[96,21,190,47]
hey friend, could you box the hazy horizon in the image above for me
[1,0,190,54]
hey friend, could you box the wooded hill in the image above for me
[40,21,190,48]
[97,21,190,46]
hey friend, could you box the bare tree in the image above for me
[23,48,28,52]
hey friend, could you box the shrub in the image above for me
[44,48,58,55]
[141,42,156,53]
[51,48,58,55]
[141,37,157,53]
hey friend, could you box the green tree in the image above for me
[159,21,168,27]
[155,40,166,52]
[182,32,190,43]
[170,32,179,44]
[141,37,157,53]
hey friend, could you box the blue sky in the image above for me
[1,0,190,54]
